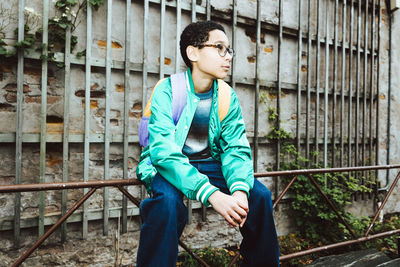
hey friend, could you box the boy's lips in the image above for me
[223,65,230,70]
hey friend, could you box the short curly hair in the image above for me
[180,21,225,69]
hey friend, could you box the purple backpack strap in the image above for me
[170,72,187,124]
[139,72,187,148]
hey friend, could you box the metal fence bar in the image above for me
[0,179,142,193]
[192,0,196,22]
[83,0,93,239]
[253,0,260,172]
[103,0,113,235]
[306,0,311,162]
[355,0,361,170]
[332,0,338,167]
[141,0,149,203]
[254,164,400,178]
[362,0,368,197]
[122,0,132,235]
[142,0,149,114]
[160,0,166,79]
[231,0,237,88]
[315,0,321,163]
[348,0,354,167]
[340,0,346,167]
[368,0,375,195]
[206,0,210,21]
[14,0,25,248]
[180,0,193,224]
[373,0,379,168]
[276,0,282,172]
[296,0,302,157]
[38,0,49,238]
[61,10,72,243]
[323,0,329,169]
[362,0,368,168]
[386,0,392,188]
[175,0,181,73]
[375,0,380,190]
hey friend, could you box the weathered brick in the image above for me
[5,92,16,103]
[0,103,15,112]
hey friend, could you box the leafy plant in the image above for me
[177,247,239,267]
[0,0,104,61]
[265,107,381,264]
[0,37,15,57]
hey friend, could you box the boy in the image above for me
[136,21,280,266]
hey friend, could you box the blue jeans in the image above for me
[136,160,280,267]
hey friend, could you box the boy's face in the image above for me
[189,29,232,80]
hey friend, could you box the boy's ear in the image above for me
[186,45,199,63]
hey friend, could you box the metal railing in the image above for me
[1,164,400,266]
[231,164,400,265]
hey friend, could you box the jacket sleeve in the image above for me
[219,89,254,197]
[148,80,219,206]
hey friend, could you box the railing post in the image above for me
[398,234,400,258]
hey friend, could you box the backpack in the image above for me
[138,72,231,147]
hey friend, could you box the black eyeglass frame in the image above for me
[198,43,235,57]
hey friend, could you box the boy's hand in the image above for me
[208,191,249,228]
[232,190,248,227]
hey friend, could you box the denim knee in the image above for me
[250,179,272,204]
[147,192,186,221]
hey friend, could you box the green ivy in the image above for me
[0,0,104,61]
[88,0,104,10]
[177,247,239,267]
[266,107,376,249]
[0,37,15,57]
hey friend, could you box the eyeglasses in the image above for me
[198,43,235,57]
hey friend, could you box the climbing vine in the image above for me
[0,0,104,62]
[265,107,377,258]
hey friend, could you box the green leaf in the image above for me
[66,0,78,5]
[76,49,86,58]
[0,46,7,55]
[56,1,66,8]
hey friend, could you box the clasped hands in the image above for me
[208,190,248,228]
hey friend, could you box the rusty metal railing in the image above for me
[228,164,400,266]
[1,164,400,266]
[0,179,211,267]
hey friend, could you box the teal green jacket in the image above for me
[136,69,254,206]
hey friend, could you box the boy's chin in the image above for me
[215,72,228,80]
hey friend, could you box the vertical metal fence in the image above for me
[0,0,386,249]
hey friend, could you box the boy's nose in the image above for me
[225,53,233,61]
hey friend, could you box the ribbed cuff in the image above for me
[229,181,250,198]
[196,182,219,207]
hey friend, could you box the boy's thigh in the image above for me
[150,173,185,201]
[195,161,230,194]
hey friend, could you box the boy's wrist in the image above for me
[232,190,247,198]
[196,181,219,207]
[229,181,250,198]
